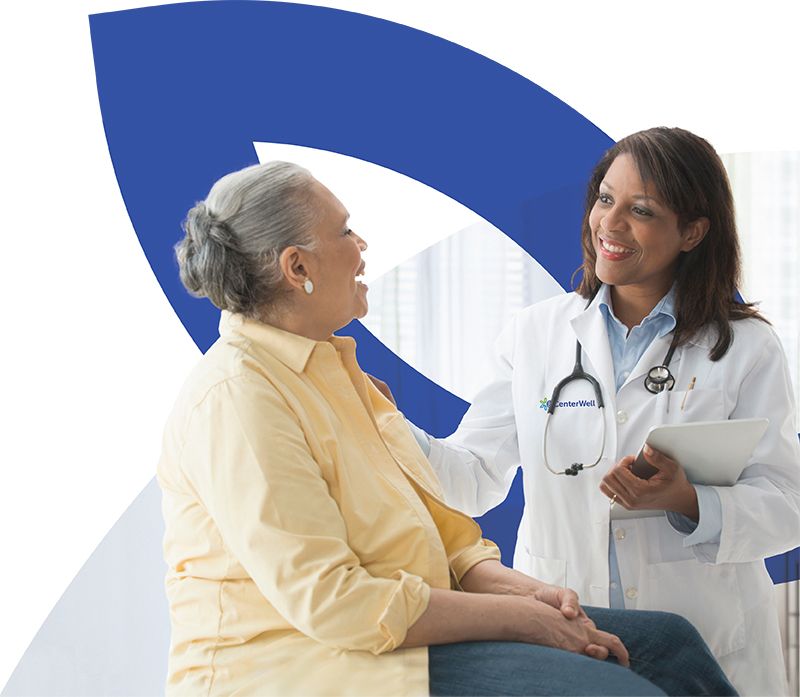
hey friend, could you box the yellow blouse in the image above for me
[157,312,500,696]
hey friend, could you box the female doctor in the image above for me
[403,128,800,696]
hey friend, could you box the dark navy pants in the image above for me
[428,607,738,696]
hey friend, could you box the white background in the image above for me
[1,0,799,691]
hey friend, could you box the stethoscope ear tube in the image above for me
[547,342,606,414]
[542,339,607,475]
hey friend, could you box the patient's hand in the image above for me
[530,586,620,661]
[366,373,396,406]
[403,588,629,665]
[516,598,630,666]
[460,560,585,622]
[531,583,584,621]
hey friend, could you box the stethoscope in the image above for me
[541,289,680,476]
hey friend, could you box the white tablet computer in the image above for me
[610,418,769,520]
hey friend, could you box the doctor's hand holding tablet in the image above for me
[603,417,770,520]
[603,441,701,519]
[408,127,800,696]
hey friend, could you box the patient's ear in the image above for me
[279,246,309,290]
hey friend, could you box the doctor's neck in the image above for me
[609,282,671,333]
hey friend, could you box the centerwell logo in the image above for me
[539,396,597,411]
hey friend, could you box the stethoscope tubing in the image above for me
[542,288,679,476]
[542,407,607,476]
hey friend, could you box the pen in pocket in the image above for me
[680,376,697,411]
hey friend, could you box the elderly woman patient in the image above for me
[158,161,736,696]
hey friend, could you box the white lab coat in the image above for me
[427,291,800,696]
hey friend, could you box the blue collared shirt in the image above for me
[598,284,722,607]
[597,283,677,393]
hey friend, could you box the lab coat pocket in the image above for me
[527,553,567,588]
[643,558,744,658]
[657,389,726,424]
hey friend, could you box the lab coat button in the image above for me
[616,410,628,424]
[625,587,638,600]
[614,528,626,541]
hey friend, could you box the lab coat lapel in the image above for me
[569,299,615,405]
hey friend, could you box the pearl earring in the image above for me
[303,278,314,295]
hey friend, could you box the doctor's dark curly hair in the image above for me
[575,127,766,361]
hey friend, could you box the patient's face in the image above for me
[303,180,369,330]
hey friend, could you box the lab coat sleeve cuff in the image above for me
[449,539,502,583]
[666,486,722,548]
[405,419,432,457]
[375,570,431,654]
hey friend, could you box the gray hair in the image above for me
[175,161,319,317]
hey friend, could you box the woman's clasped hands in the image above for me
[524,585,630,665]
[453,560,630,666]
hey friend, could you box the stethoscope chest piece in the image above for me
[644,365,675,394]
[643,341,678,394]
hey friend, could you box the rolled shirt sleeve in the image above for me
[181,375,430,654]
[449,539,502,582]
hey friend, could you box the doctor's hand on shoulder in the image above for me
[599,445,700,521]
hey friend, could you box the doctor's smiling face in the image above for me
[577,127,756,359]
[588,153,708,301]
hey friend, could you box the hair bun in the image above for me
[185,203,241,252]
[175,161,318,319]
[175,202,254,313]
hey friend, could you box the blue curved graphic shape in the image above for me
[89,1,797,582]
